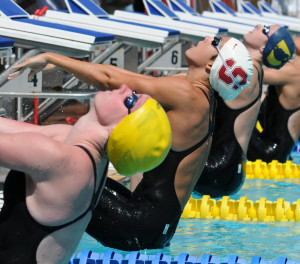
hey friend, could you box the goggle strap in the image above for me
[216,45,243,90]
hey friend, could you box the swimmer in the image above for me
[247,36,300,163]
[194,25,295,198]
[8,36,253,250]
[0,84,171,263]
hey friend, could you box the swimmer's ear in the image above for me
[206,54,217,73]
[205,62,213,73]
[260,46,265,55]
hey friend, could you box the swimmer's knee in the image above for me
[194,164,245,198]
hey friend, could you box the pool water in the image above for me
[74,154,300,262]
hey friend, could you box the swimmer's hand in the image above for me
[8,55,55,81]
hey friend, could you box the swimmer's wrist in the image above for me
[43,52,56,64]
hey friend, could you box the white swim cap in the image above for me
[209,37,253,101]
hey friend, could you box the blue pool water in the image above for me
[74,153,300,262]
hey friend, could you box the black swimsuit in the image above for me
[86,89,215,251]
[0,146,107,264]
[247,85,300,163]
[194,66,263,198]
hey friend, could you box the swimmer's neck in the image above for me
[64,114,109,160]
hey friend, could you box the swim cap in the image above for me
[106,98,172,177]
[263,27,295,69]
[209,38,253,101]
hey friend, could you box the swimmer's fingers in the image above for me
[10,59,32,71]
[8,56,49,80]
[8,66,41,81]
[28,68,44,81]
[8,64,47,81]
[7,61,31,80]
[7,68,25,80]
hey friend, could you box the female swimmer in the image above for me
[247,36,300,163]
[0,84,170,262]
[194,25,295,197]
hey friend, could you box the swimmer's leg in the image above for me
[194,160,246,198]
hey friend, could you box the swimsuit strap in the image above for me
[75,145,108,210]
[238,64,263,113]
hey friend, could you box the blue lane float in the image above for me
[68,250,300,264]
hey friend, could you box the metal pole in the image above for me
[17,97,22,121]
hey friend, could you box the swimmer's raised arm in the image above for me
[8,53,149,85]
[263,61,297,85]
[293,37,300,55]
[8,52,194,109]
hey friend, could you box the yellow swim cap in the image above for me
[106,98,172,177]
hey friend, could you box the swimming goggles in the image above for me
[124,90,138,114]
[211,36,242,90]
[262,25,270,38]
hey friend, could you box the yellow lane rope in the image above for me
[182,195,300,222]
[245,160,300,179]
